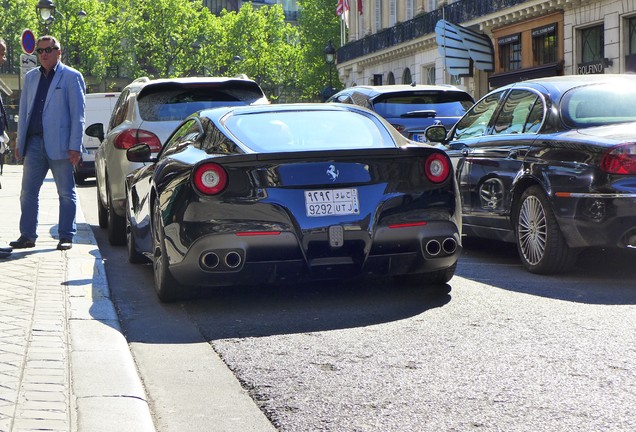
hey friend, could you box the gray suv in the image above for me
[86,76,269,245]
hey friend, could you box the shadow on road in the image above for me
[457,237,636,305]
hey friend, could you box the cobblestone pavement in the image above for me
[0,165,155,432]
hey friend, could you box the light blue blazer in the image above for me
[17,62,86,160]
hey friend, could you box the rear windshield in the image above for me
[372,91,474,118]
[138,82,266,121]
[562,83,636,128]
[224,110,395,153]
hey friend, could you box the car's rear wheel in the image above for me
[96,177,108,229]
[152,200,182,302]
[107,187,126,246]
[126,201,147,264]
[515,185,576,274]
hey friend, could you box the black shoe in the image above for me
[9,236,36,249]
[57,238,73,251]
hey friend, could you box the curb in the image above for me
[66,192,156,432]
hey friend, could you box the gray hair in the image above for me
[37,35,61,49]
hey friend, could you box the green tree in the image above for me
[296,0,342,100]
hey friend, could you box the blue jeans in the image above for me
[19,135,77,241]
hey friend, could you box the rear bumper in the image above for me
[166,221,461,287]
[554,194,636,249]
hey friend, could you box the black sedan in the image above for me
[425,74,636,274]
[125,103,462,301]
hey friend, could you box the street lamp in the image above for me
[35,0,87,64]
[323,40,336,101]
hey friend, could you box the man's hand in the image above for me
[68,150,81,166]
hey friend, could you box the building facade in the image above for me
[337,0,636,99]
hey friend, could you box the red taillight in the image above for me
[600,143,636,174]
[424,153,451,183]
[193,163,228,195]
[391,124,405,133]
[114,129,162,152]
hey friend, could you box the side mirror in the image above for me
[425,125,448,143]
[126,143,153,163]
[85,123,105,142]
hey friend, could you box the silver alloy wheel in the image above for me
[517,195,547,265]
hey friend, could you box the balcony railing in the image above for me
[337,0,528,63]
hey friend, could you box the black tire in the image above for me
[152,201,182,302]
[74,173,86,185]
[515,185,576,274]
[96,177,108,229]
[107,189,126,246]
[126,202,147,264]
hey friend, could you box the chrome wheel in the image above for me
[517,195,547,266]
[515,186,576,274]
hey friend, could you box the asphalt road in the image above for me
[78,181,636,432]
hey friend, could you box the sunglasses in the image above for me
[35,47,59,54]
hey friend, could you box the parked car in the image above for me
[327,84,474,142]
[425,74,636,274]
[85,76,269,245]
[76,92,120,184]
[124,103,461,302]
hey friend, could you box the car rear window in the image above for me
[224,110,395,153]
[372,91,474,119]
[138,81,267,121]
[562,83,636,128]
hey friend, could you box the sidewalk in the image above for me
[0,165,155,432]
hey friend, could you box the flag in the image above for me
[357,0,363,15]
[336,0,350,28]
[336,0,350,16]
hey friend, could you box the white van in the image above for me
[76,92,121,184]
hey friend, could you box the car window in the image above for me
[161,119,202,158]
[200,117,243,154]
[137,84,266,122]
[224,110,395,153]
[562,83,636,127]
[108,90,130,131]
[492,90,542,135]
[372,91,474,118]
[453,91,505,140]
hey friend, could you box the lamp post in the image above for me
[323,40,336,101]
[35,0,87,65]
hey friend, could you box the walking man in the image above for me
[11,35,85,251]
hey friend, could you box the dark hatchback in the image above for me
[426,74,636,274]
[327,84,475,142]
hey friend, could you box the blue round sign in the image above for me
[21,29,36,54]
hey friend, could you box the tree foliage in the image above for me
[0,0,341,102]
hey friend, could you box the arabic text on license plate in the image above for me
[305,188,360,217]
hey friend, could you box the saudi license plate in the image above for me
[305,188,360,217]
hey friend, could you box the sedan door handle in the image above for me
[461,148,470,156]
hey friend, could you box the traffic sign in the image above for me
[20,54,37,82]
[21,29,36,54]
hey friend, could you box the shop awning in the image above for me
[435,19,494,76]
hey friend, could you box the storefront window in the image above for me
[498,34,522,72]
[581,25,604,64]
[423,65,435,85]
[533,24,557,65]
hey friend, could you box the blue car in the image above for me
[124,103,461,302]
